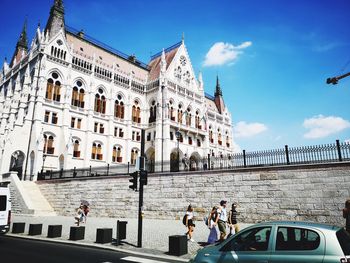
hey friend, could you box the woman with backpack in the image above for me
[184,204,195,242]
[207,206,219,244]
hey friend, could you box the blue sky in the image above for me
[1,0,350,151]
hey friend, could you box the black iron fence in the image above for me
[37,140,350,181]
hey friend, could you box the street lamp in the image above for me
[175,130,180,172]
[41,154,47,175]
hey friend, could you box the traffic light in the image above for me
[129,171,138,191]
[140,170,147,186]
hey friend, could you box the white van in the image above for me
[0,183,11,234]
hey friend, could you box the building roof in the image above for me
[148,41,182,82]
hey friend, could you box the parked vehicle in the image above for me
[0,182,11,234]
[190,221,350,263]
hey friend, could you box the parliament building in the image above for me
[0,0,237,180]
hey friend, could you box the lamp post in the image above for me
[41,154,47,176]
[175,130,180,172]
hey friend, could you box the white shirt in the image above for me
[219,206,227,222]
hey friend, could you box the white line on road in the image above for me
[121,256,169,263]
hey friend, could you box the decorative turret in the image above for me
[214,75,225,114]
[45,0,65,40]
[198,71,203,91]
[10,20,28,67]
[160,48,166,74]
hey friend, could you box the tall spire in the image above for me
[17,19,28,50]
[214,75,223,97]
[45,0,65,39]
[10,20,28,66]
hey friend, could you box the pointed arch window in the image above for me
[218,129,222,146]
[114,94,124,119]
[71,80,85,108]
[132,100,141,123]
[186,107,192,126]
[43,134,55,155]
[94,88,106,114]
[131,149,139,165]
[149,100,156,123]
[46,72,61,102]
[169,101,175,121]
[73,140,80,158]
[177,104,183,124]
[46,79,54,100]
[209,127,214,144]
[91,142,103,160]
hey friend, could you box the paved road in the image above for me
[0,235,187,263]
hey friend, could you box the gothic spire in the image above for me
[17,19,28,50]
[45,0,65,39]
[214,75,223,97]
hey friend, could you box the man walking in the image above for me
[215,200,228,241]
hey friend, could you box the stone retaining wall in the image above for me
[37,162,350,226]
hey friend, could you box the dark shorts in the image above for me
[218,220,226,234]
[188,219,195,227]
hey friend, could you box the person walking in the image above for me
[215,200,228,241]
[228,202,240,236]
[74,204,84,226]
[343,199,350,234]
[185,204,196,242]
[207,206,219,244]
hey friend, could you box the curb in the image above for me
[6,233,190,262]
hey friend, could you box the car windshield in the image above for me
[336,229,350,255]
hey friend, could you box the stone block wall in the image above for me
[36,162,350,226]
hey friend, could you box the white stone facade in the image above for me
[0,1,237,180]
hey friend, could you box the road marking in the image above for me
[121,256,169,263]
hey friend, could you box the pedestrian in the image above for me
[228,202,240,237]
[207,206,219,244]
[185,204,195,242]
[215,200,228,241]
[82,204,90,223]
[343,199,350,234]
[74,204,84,226]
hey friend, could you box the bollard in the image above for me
[12,222,25,234]
[115,220,127,245]
[96,228,113,244]
[47,225,62,238]
[69,226,85,241]
[169,235,188,256]
[29,224,43,236]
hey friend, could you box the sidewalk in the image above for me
[10,214,249,261]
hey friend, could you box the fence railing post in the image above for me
[127,162,130,174]
[285,145,290,165]
[243,150,247,168]
[59,169,63,178]
[208,154,211,170]
[89,165,92,176]
[336,139,342,162]
[107,164,110,176]
[73,167,77,178]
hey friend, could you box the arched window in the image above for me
[169,100,175,121]
[43,134,55,154]
[117,147,122,162]
[186,107,192,126]
[149,100,156,123]
[71,80,85,108]
[46,72,61,102]
[209,126,214,144]
[91,142,103,160]
[73,140,80,158]
[178,104,183,124]
[195,110,201,129]
[94,88,106,114]
[131,149,139,165]
[112,146,117,162]
[114,94,124,119]
[132,100,141,123]
[218,129,222,145]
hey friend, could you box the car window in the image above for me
[276,227,320,251]
[0,195,7,211]
[222,226,271,252]
[336,229,350,255]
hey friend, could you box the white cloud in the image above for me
[233,121,268,138]
[303,115,350,139]
[203,41,252,67]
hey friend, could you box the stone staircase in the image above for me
[20,181,56,216]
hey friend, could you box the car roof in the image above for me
[253,220,341,232]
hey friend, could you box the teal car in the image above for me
[190,221,350,263]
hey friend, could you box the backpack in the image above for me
[182,214,187,225]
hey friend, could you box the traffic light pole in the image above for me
[137,129,145,248]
